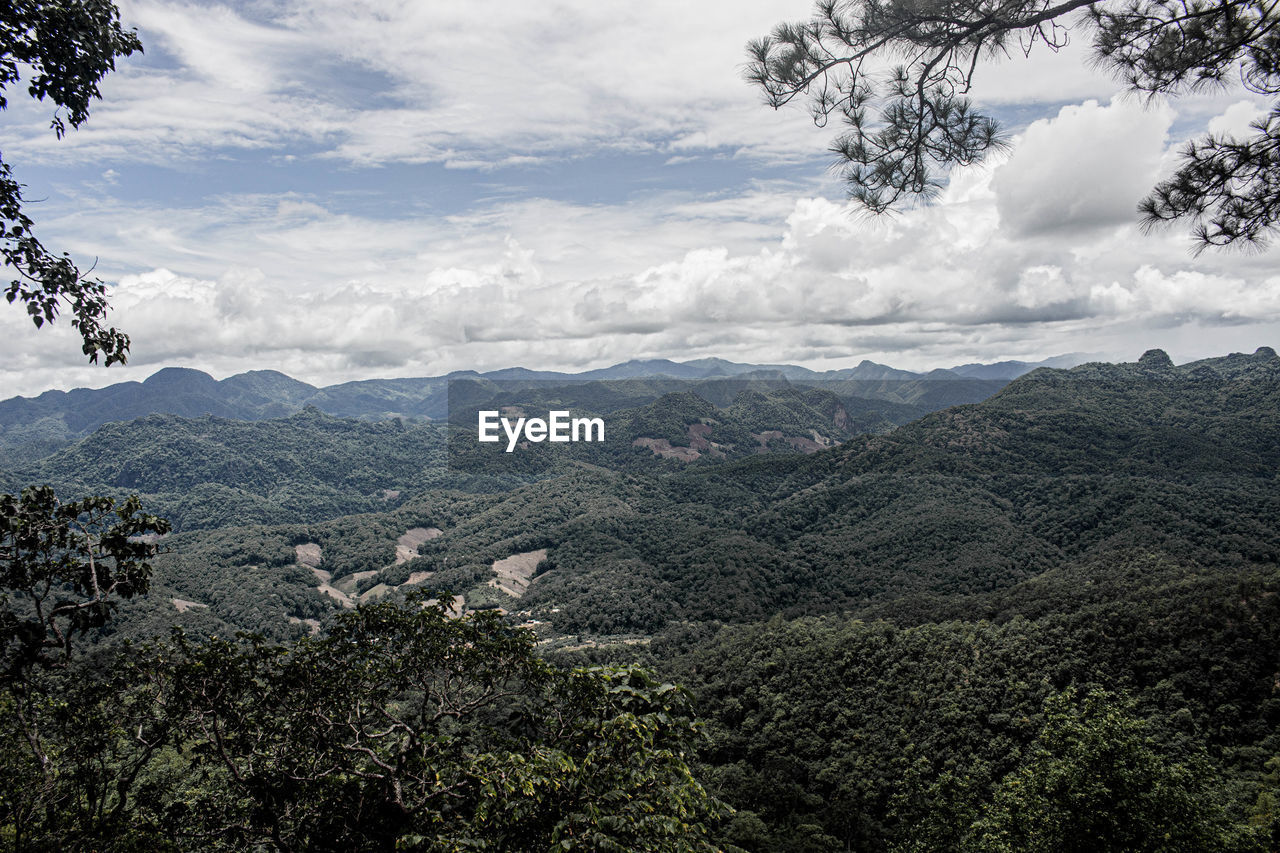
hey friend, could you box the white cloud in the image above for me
[993,97,1174,237]
[3,0,1263,174]
[7,0,828,168]
[5,146,1279,400]
[969,34,1122,105]
[1208,100,1270,140]
[1,2,1278,399]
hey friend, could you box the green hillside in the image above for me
[75,347,1280,638]
[7,408,448,530]
[8,381,932,532]
[0,360,1011,461]
[6,349,1280,850]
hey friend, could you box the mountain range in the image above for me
[12,346,1280,851]
[0,354,1086,458]
[66,344,1275,640]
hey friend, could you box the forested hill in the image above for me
[0,355,1076,458]
[14,348,1280,851]
[0,383,933,531]
[99,346,1280,640]
[817,344,1280,483]
[3,409,448,530]
[503,347,1280,633]
[652,348,1280,849]
[0,376,1013,531]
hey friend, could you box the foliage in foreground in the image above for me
[656,551,1280,852]
[0,485,169,677]
[1,0,142,364]
[0,596,724,852]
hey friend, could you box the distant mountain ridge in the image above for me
[95,345,1280,640]
[0,353,1089,458]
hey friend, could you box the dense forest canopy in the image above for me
[8,0,1278,849]
[4,348,1280,850]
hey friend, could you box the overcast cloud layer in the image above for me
[1,0,1276,397]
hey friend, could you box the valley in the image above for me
[5,349,1279,851]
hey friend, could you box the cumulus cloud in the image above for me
[1208,100,1271,140]
[5,154,1280,399]
[2,2,1278,399]
[993,97,1174,237]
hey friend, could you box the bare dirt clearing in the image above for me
[172,598,208,613]
[316,581,354,608]
[488,549,548,598]
[635,423,725,461]
[395,527,441,564]
[752,430,831,454]
[334,570,379,596]
[296,542,356,608]
[359,582,391,603]
[632,437,701,462]
[288,616,321,634]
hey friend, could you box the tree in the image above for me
[964,688,1260,852]
[748,0,1280,250]
[0,487,169,849]
[1,0,142,364]
[0,486,169,681]
[0,7,160,845]
[1248,755,1280,849]
[147,595,726,852]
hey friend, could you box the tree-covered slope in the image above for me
[404,347,1280,634]
[10,408,448,530]
[13,348,1280,851]
[92,347,1280,643]
[0,357,1037,458]
[0,367,317,458]
[656,552,1280,852]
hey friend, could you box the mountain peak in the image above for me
[142,367,218,389]
[1138,349,1173,369]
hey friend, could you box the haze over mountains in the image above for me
[0,354,1085,457]
[41,344,1276,640]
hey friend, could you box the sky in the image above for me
[1,0,1277,398]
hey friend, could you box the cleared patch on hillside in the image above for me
[316,581,354,608]
[295,542,355,608]
[685,423,725,457]
[635,423,728,461]
[359,583,392,603]
[333,570,379,596]
[424,594,465,619]
[172,598,208,613]
[752,430,832,454]
[488,548,548,598]
[633,437,700,462]
[752,430,783,453]
[395,527,441,564]
[295,543,322,567]
[785,435,824,453]
[288,616,321,635]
